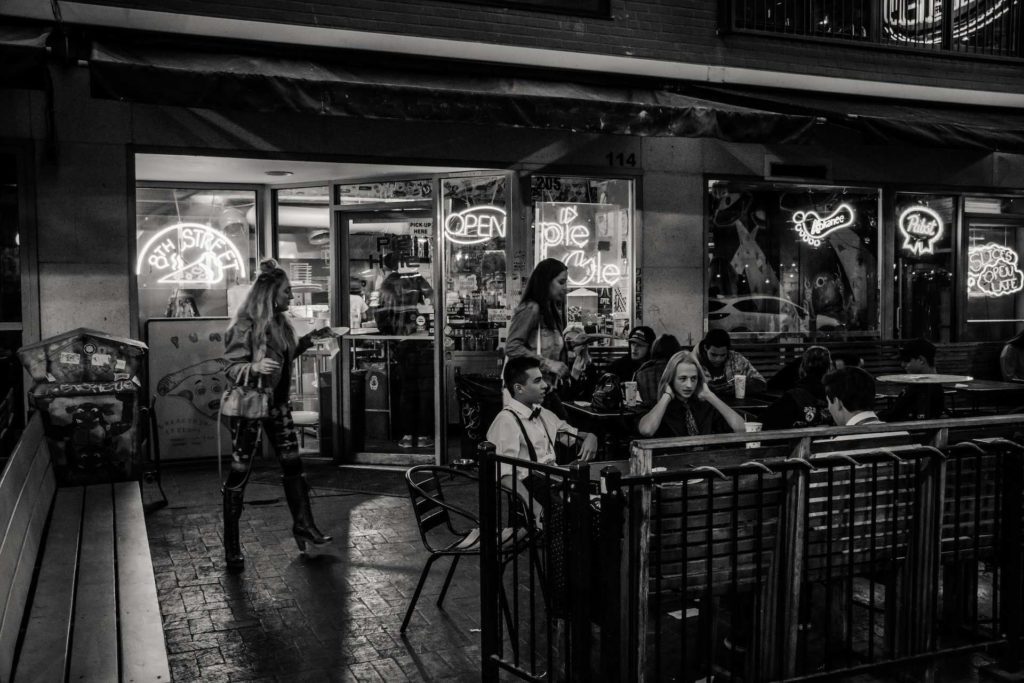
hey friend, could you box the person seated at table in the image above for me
[762,345,834,430]
[559,325,602,400]
[607,326,656,382]
[637,350,746,438]
[833,352,864,371]
[824,366,883,430]
[695,329,766,395]
[878,338,945,422]
[1000,329,1024,382]
[486,356,599,526]
[634,334,683,407]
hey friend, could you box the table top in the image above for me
[566,401,645,419]
[876,374,974,385]
[953,378,1024,393]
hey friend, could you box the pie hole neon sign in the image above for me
[537,205,621,287]
[136,223,246,286]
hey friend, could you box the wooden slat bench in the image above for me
[0,414,170,682]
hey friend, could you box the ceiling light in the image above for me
[265,170,294,177]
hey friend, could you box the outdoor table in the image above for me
[949,378,1024,413]
[564,401,644,461]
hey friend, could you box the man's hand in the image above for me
[578,432,599,462]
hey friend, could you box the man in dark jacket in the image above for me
[607,326,656,382]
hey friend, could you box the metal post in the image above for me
[599,467,625,683]
[478,441,500,682]
[999,447,1023,674]
[568,461,592,681]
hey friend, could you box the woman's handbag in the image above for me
[220,365,270,420]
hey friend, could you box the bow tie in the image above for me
[529,406,542,420]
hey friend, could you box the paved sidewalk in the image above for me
[143,461,483,682]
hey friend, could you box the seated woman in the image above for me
[762,345,833,430]
[637,350,746,438]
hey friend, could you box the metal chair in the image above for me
[401,465,538,635]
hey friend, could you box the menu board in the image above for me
[146,317,232,461]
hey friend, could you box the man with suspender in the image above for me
[486,356,599,527]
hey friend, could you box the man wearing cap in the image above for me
[607,326,655,383]
[695,329,766,395]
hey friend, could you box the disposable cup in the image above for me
[734,375,747,400]
[745,421,762,449]
[623,381,639,407]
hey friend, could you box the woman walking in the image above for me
[504,258,571,416]
[221,258,333,573]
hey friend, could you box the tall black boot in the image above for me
[282,474,333,552]
[222,487,245,573]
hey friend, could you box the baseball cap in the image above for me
[627,326,655,346]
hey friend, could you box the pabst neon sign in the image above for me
[538,205,622,287]
[899,206,944,256]
[443,206,506,245]
[792,203,856,246]
[136,223,246,286]
[968,243,1024,298]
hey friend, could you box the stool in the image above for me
[291,411,319,449]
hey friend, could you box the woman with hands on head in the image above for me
[638,350,747,438]
[220,258,337,573]
[504,258,572,417]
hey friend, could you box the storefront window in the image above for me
[532,176,634,335]
[0,151,24,461]
[964,196,1024,341]
[706,180,881,340]
[135,187,258,332]
[894,193,955,341]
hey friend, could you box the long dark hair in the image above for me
[230,258,296,355]
[520,258,567,331]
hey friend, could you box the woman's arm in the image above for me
[505,302,543,361]
[637,390,674,437]
[699,385,747,433]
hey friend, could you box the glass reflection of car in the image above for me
[708,296,842,338]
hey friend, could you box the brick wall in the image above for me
[75,0,1024,95]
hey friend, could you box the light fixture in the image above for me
[265,170,294,177]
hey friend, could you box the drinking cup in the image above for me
[623,381,639,407]
[734,375,747,400]
[745,421,762,448]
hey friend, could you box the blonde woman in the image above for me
[638,350,746,438]
[221,258,334,573]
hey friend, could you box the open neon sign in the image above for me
[792,203,856,246]
[443,206,506,245]
[537,205,622,287]
[136,223,246,286]
[968,243,1024,298]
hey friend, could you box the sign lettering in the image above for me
[899,206,944,256]
[537,205,622,287]
[136,223,246,286]
[792,203,856,246]
[443,206,506,245]
[968,243,1024,298]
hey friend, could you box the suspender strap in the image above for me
[506,409,539,463]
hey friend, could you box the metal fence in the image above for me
[726,0,1023,58]
[478,425,1024,682]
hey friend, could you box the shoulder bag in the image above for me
[220,364,270,419]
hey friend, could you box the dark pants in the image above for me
[224,403,302,490]
[395,340,434,439]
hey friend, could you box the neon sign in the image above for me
[537,205,622,287]
[968,243,1024,298]
[136,223,246,286]
[792,203,856,246]
[899,206,944,256]
[443,206,506,245]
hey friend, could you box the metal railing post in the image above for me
[567,461,592,681]
[478,441,500,682]
[599,467,625,683]
[999,446,1023,673]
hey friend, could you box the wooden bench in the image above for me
[0,414,170,682]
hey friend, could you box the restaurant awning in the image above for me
[87,39,821,145]
[0,23,51,90]
[690,84,1024,154]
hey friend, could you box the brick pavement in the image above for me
[144,462,485,682]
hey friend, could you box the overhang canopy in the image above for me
[0,23,51,90]
[87,39,820,145]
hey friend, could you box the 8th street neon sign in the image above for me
[136,223,246,286]
[537,206,622,287]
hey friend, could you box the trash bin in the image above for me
[454,373,503,460]
[18,328,148,485]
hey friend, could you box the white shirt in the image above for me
[486,399,578,479]
[349,294,368,329]
[831,411,908,443]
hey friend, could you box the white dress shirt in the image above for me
[486,399,579,479]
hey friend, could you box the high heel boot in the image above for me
[282,474,333,552]
[223,487,245,573]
